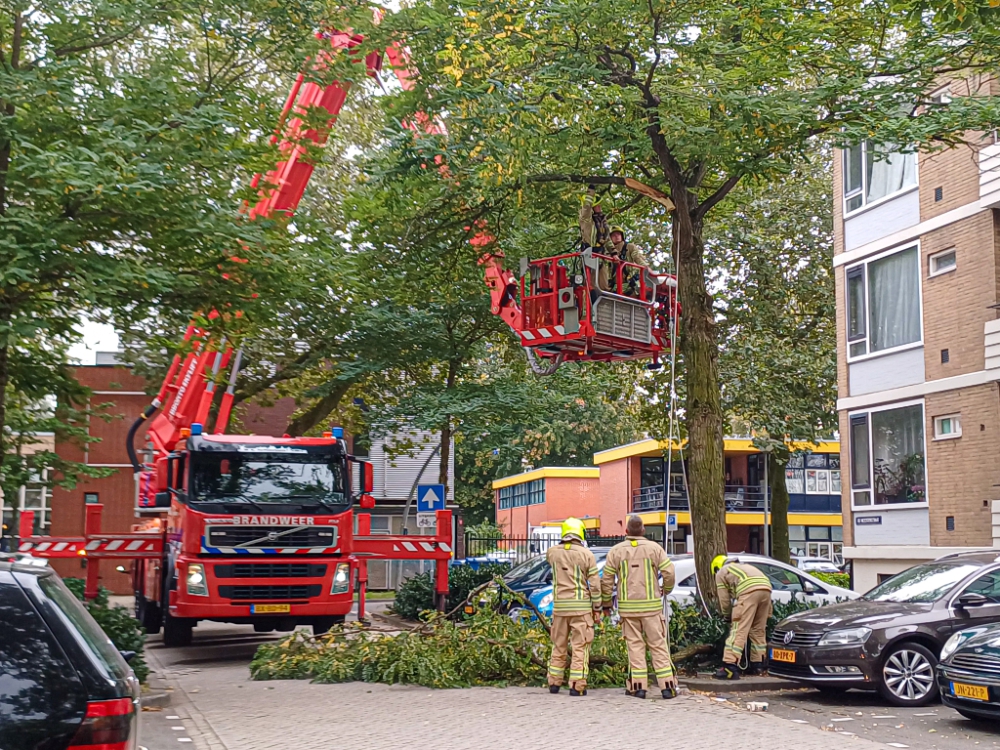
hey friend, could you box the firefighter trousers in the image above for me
[548,612,595,690]
[621,613,675,692]
[723,589,772,665]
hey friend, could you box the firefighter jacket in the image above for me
[546,540,602,615]
[715,562,772,618]
[579,195,649,267]
[601,536,675,616]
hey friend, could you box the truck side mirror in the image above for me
[360,460,374,494]
[154,491,172,508]
[360,494,376,510]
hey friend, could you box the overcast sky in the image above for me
[69,321,120,365]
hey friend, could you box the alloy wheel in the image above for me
[883,648,935,702]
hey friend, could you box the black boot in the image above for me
[569,688,588,696]
[548,685,561,694]
[626,688,647,699]
[713,664,741,681]
[662,685,678,700]
[747,661,766,676]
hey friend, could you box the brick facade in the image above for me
[835,74,1000,575]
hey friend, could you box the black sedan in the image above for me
[768,550,1000,706]
[938,622,1000,721]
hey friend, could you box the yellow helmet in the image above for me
[711,554,728,576]
[609,225,626,238]
[561,517,586,542]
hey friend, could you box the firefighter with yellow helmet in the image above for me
[712,554,773,680]
[545,517,602,696]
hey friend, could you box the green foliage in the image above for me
[64,579,148,683]
[811,572,851,589]
[392,563,511,620]
[251,598,822,687]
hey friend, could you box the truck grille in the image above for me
[206,526,336,549]
[214,563,327,579]
[770,629,823,648]
[218,584,322,601]
[951,653,1000,673]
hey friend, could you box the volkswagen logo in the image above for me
[266,531,279,541]
[783,630,795,645]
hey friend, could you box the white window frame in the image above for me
[929,85,953,105]
[848,398,929,511]
[928,247,957,278]
[843,141,919,218]
[1,471,52,537]
[933,413,962,441]
[845,242,924,363]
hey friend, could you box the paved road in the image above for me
[733,687,999,750]
[139,617,998,750]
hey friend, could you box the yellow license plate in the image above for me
[771,648,796,663]
[953,682,990,701]
[251,604,291,614]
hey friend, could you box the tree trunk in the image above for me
[0,340,14,550]
[674,208,727,607]
[768,452,791,564]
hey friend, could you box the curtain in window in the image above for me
[868,247,920,352]
[866,147,916,203]
[872,404,925,504]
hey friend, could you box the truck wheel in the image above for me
[163,610,194,648]
[312,616,346,635]
[136,594,162,635]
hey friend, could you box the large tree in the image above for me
[1,0,344,507]
[713,159,837,563]
[337,0,1000,598]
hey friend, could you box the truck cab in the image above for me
[137,432,363,646]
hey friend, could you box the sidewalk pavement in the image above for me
[146,654,896,750]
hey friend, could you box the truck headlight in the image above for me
[818,627,871,646]
[538,592,553,609]
[186,564,208,597]
[331,563,351,595]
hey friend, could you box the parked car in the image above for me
[527,552,857,620]
[792,556,843,575]
[937,621,1000,721]
[0,554,141,750]
[768,550,1000,707]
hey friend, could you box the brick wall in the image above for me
[925,383,1000,547]
[922,210,998,380]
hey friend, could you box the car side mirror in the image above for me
[803,580,822,596]
[957,593,989,609]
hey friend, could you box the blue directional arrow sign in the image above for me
[417,484,446,512]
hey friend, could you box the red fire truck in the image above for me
[18,27,454,647]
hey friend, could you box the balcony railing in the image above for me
[630,484,841,514]
[631,485,769,513]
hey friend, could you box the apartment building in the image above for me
[834,77,1000,591]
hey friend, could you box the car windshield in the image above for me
[191,452,348,512]
[862,562,981,603]
[504,548,608,586]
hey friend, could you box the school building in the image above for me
[493,438,844,562]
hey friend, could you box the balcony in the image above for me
[631,485,841,514]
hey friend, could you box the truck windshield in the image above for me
[190,453,348,511]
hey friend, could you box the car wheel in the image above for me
[878,643,939,707]
[312,616,346,635]
[508,607,525,622]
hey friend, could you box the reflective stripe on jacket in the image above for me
[546,540,602,614]
[715,562,772,617]
[601,537,675,616]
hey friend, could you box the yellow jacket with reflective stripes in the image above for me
[546,540,601,615]
[601,536,675,616]
[715,562,772,617]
